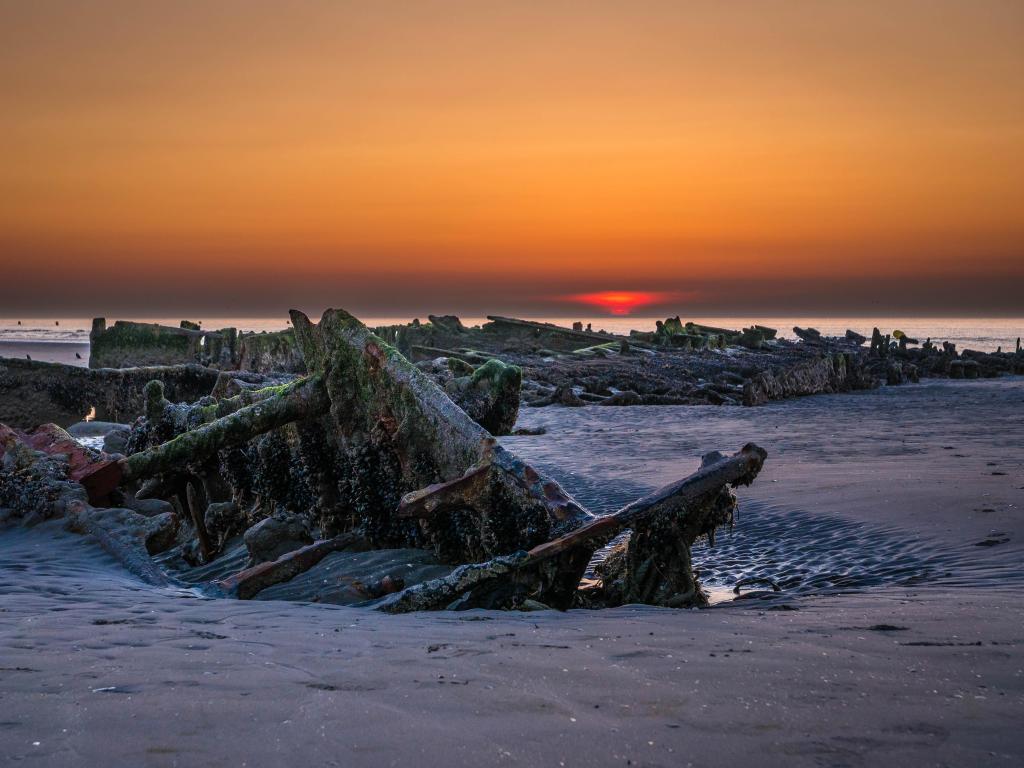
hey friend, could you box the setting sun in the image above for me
[1,2,1021,316]
[569,291,677,315]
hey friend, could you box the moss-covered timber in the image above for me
[142,378,303,437]
[120,376,328,482]
[292,308,491,473]
[443,358,522,435]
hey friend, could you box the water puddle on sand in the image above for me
[690,499,1024,603]
[702,585,740,606]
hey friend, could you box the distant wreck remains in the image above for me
[89,318,304,374]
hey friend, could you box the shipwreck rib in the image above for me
[485,315,618,343]
[524,443,766,564]
[377,443,766,612]
[66,501,175,588]
[159,377,303,429]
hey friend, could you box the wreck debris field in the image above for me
[1,310,1022,765]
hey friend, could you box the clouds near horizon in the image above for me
[2,1,1022,315]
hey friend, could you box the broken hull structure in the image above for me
[1,309,766,612]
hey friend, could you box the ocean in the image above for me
[1,315,1021,366]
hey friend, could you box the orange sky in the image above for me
[1,1,1022,315]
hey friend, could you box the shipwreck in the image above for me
[0,309,767,611]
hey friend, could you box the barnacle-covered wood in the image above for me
[99,310,588,570]
[378,444,767,612]
[286,308,589,560]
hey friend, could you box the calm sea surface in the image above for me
[1,315,1021,365]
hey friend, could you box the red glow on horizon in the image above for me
[569,291,670,315]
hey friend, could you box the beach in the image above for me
[2,377,1021,766]
[4,3,1023,764]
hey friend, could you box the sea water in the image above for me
[1,315,1021,365]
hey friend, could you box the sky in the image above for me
[1,1,1022,317]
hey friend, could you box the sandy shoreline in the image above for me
[2,378,1023,766]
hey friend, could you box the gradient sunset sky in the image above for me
[2,1,1022,317]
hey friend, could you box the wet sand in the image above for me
[2,378,1023,766]
[505,377,1024,555]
